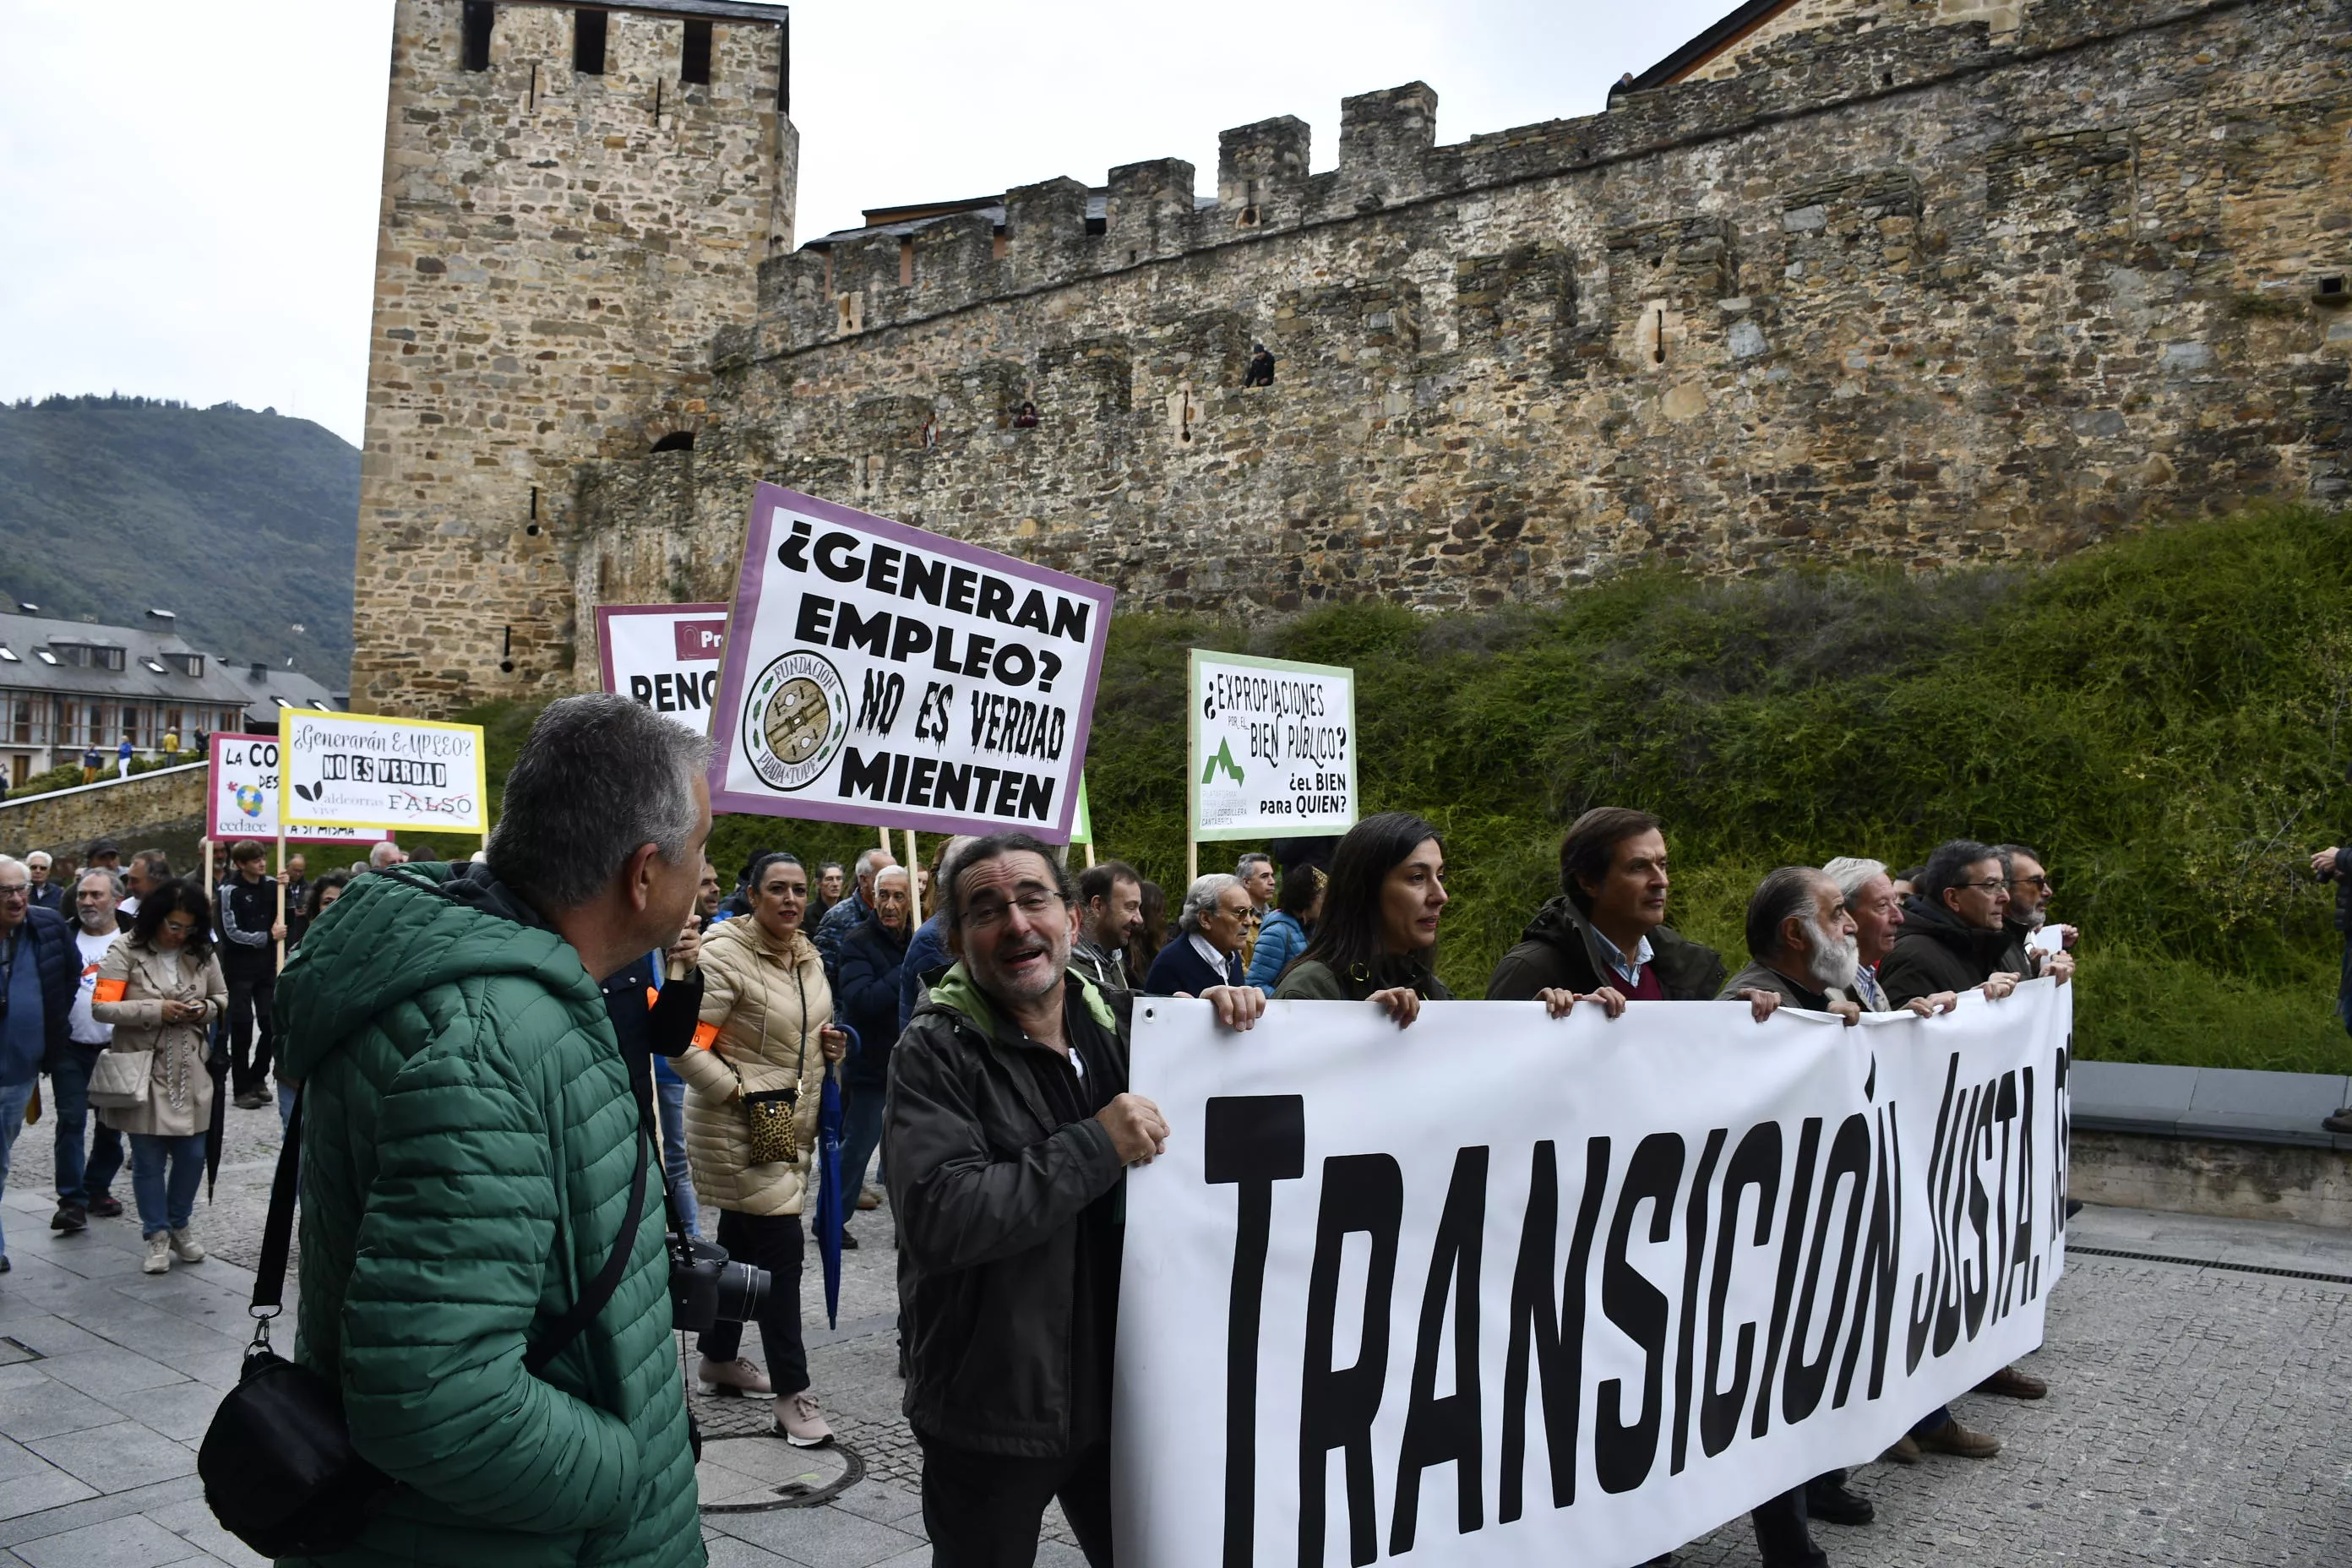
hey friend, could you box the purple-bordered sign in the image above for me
[707,485,1115,842]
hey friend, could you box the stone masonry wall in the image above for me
[0,765,205,863]
[350,0,794,715]
[551,0,2349,683]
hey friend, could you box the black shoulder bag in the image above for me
[199,1090,651,1559]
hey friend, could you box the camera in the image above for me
[668,1233,771,1333]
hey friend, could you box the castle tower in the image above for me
[351,0,795,716]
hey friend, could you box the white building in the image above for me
[0,609,346,789]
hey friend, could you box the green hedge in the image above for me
[395,504,2352,1074]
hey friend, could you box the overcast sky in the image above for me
[0,0,1730,448]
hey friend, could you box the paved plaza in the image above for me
[3,1099,2349,1567]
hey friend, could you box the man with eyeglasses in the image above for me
[885,831,1263,1568]
[1997,843,2077,985]
[0,858,79,1273]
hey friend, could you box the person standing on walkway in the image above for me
[674,850,848,1445]
[836,865,912,1244]
[0,858,78,1274]
[888,831,1262,1568]
[89,879,226,1275]
[215,841,284,1109]
[271,692,709,1566]
[48,868,128,1232]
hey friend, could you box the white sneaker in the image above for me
[168,1228,205,1264]
[697,1356,773,1396]
[142,1234,172,1275]
[774,1390,833,1447]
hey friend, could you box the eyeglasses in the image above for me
[2010,875,2053,892]
[1957,879,2008,894]
[0,885,29,900]
[963,890,1064,931]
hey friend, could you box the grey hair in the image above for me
[1234,852,1272,879]
[1179,873,1241,935]
[853,847,891,882]
[1745,866,1831,961]
[368,841,405,869]
[1822,857,1887,906]
[487,693,712,912]
[75,867,124,897]
[25,851,51,867]
[0,856,23,883]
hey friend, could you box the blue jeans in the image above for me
[49,1045,127,1206]
[656,1076,700,1239]
[129,1133,206,1238]
[839,1081,886,1224]
[0,1080,33,1260]
[277,1080,297,1130]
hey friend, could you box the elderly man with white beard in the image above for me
[1718,866,1866,1024]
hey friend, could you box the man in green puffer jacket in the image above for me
[273,694,714,1568]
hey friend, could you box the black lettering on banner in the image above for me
[1014,588,1052,633]
[1298,1154,1402,1568]
[1989,1072,2020,1326]
[1963,1086,1995,1341]
[777,517,812,570]
[2005,1067,2037,1316]
[857,670,905,735]
[933,760,970,811]
[1750,1116,1821,1441]
[1782,1114,1872,1424]
[629,675,653,703]
[1908,1056,1962,1375]
[1500,1138,1607,1523]
[915,681,956,745]
[907,757,938,807]
[815,530,861,582]
[902,553,945,605]
[946,566,978,614]
[1936,1083,1982,1358]
[795,593,834,645]
[890,615,934,663]
[838,746,890,801]
[836,602,891,657]
[1670,1129,1728,1474]
[865,542,903,596]
[1596,1131,1683,1494]
[976,574,1015,623]
[1204,1097,1307,1568]
[1390,1147,1489,1555]
[1703,1123,1780,1459]
[1834,1104,1904,1407]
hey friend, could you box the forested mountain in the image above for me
[0,395,359,683]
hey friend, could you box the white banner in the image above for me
[281,710,487,836]
[1190,650,1357,842]
[708,485,1114,841]
[1115,984,2072,1568]
[596,602,731,735]
[206,733,386,844]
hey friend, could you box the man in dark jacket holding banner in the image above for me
[885,832,1261,1568]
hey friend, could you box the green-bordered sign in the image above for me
[1186,649,1357,843]
[1070,772,1095,846]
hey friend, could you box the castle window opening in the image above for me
[500,625,515,674]
[461,2,495,72]
[900,238,914,287]
[991,229,1009,260]
[574,8,607,75]
[651,431,695,453]
[681,19,712,84]
[1085,215,1107,237]
[1652,307,1667,365]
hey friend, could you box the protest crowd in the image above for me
[6,688,2337,1568]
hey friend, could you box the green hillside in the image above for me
[0,395,359,682]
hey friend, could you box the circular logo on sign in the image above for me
[742,650,849,792]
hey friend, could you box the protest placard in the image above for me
[1189,650,1357,843]
[596,602,731,734]
[709,484,1114,841]
[1115,983,2072,1568]
[207,733,386,844]
[280,710,487,836]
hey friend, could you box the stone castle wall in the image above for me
[0,764,205,863]
[350,0,794,715]
[561,0,2349,674]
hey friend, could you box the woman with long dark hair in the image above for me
[1274,812,1595,1026]
[90,879,226,1272]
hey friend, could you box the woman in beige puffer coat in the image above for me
[89,879,226,1275]
[673,851,847,1446]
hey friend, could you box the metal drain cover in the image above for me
[697,1434,864,1512]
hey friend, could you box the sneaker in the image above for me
[1977,1364,2046,1400]
[2326,1107,2352,1135]
[1917,1418,2001,1459]
[774,1391,834,1448]
[839,1228,859,1250]
[50,1202,87,1233]
[857,1186,883,1211]
[143,1234,172,1275]
[1805,1473,1875,1526]
[1881,1434,1923,1465]
[697,1357,773,1397]
[88,1195,123,1219]
[168,1228,205,1264]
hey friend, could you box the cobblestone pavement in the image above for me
[8,1098,2350,1567]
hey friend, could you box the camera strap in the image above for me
[255,1086,652,1378]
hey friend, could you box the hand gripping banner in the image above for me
[1114,983,2072,1568]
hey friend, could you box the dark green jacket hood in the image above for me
[276,862,596,1082]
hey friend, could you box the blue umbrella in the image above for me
[814,1066,846,1330]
